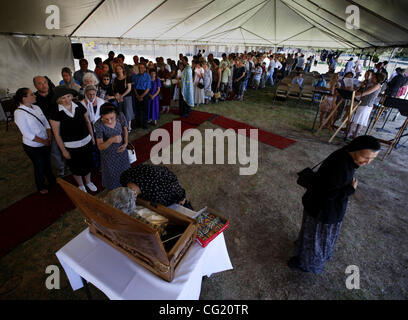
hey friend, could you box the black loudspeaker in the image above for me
[71,43,84,59]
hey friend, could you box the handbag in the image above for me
[164,79,172,88]
[296,160,323,189]
[127,142,137,164]
[197,78,204,89]
[205,89,214,97]
[117,113,137,164]
[214,91,221,99]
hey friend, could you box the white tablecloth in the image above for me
[56,228,232,300]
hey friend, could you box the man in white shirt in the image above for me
[266,56,276,86]
[273,56,283,83]
[345,58,354,74]
[263,54,270,70]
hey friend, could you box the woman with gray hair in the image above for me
[80,85,105,125]
[59,67,81,92]
[78,72,100,101]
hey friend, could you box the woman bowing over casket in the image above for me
[120,164,193,209]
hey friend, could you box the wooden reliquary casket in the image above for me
[57,178,197,282]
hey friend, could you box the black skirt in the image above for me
[66,141,93,176]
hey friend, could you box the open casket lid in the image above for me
[57,178,170,266]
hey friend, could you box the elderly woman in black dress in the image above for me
[120,164,192,208]
[49,86,97,193]
[289,135,381,273]
[94,103,130,190]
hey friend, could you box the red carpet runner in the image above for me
[0,116,198,257]
[211,115,296,149]
[0,110,295,257]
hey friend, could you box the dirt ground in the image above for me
[0,87,407,300]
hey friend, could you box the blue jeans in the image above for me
[266,71,274,86]
[244,78,249,91]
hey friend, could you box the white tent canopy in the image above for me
[1,0,408,49]
[1,0,407,94]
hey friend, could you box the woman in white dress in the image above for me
[203,62,213,104]
[347,72,386,139]
[194,61,205,106]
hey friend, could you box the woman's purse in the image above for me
[197,78,204,89]
[127,142,137,164]
[296,160,323,189]
[117,114,137,164]
[205,89,214,97]
[164,79,172,88]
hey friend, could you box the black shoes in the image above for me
[287,256,308,272]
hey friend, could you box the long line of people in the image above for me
[10,49,320,196]
[15,49,405,196]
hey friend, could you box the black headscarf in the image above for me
[346,135,381,152]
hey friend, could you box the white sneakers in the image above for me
[78,182,98,193]
[86,182,98,192]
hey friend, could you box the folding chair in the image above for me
[273,83,289,103]
[287,84,302,103]
[300,84,314,104]
[0,98,18,131]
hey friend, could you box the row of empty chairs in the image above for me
[274,83,315,104]
[273,70,334,104]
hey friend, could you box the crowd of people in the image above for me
[13,49,408,195]
[11,49,323,193]
[11,48,393,275]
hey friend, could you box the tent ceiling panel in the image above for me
[198,3,269,42]
[274,0,314,43]
[303,0,408,46]
[280,1,360,48]
[156,0,244,39]
[0,0,99,36]
[351,0,408,31]
[240,0,276,41]
[179,0,266,41]
[73,0,165,38]
[209,27,275,45]
[124,0,215,39]
[0,0,407,48]
[279,27,349,49]
[287,0,386,47]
